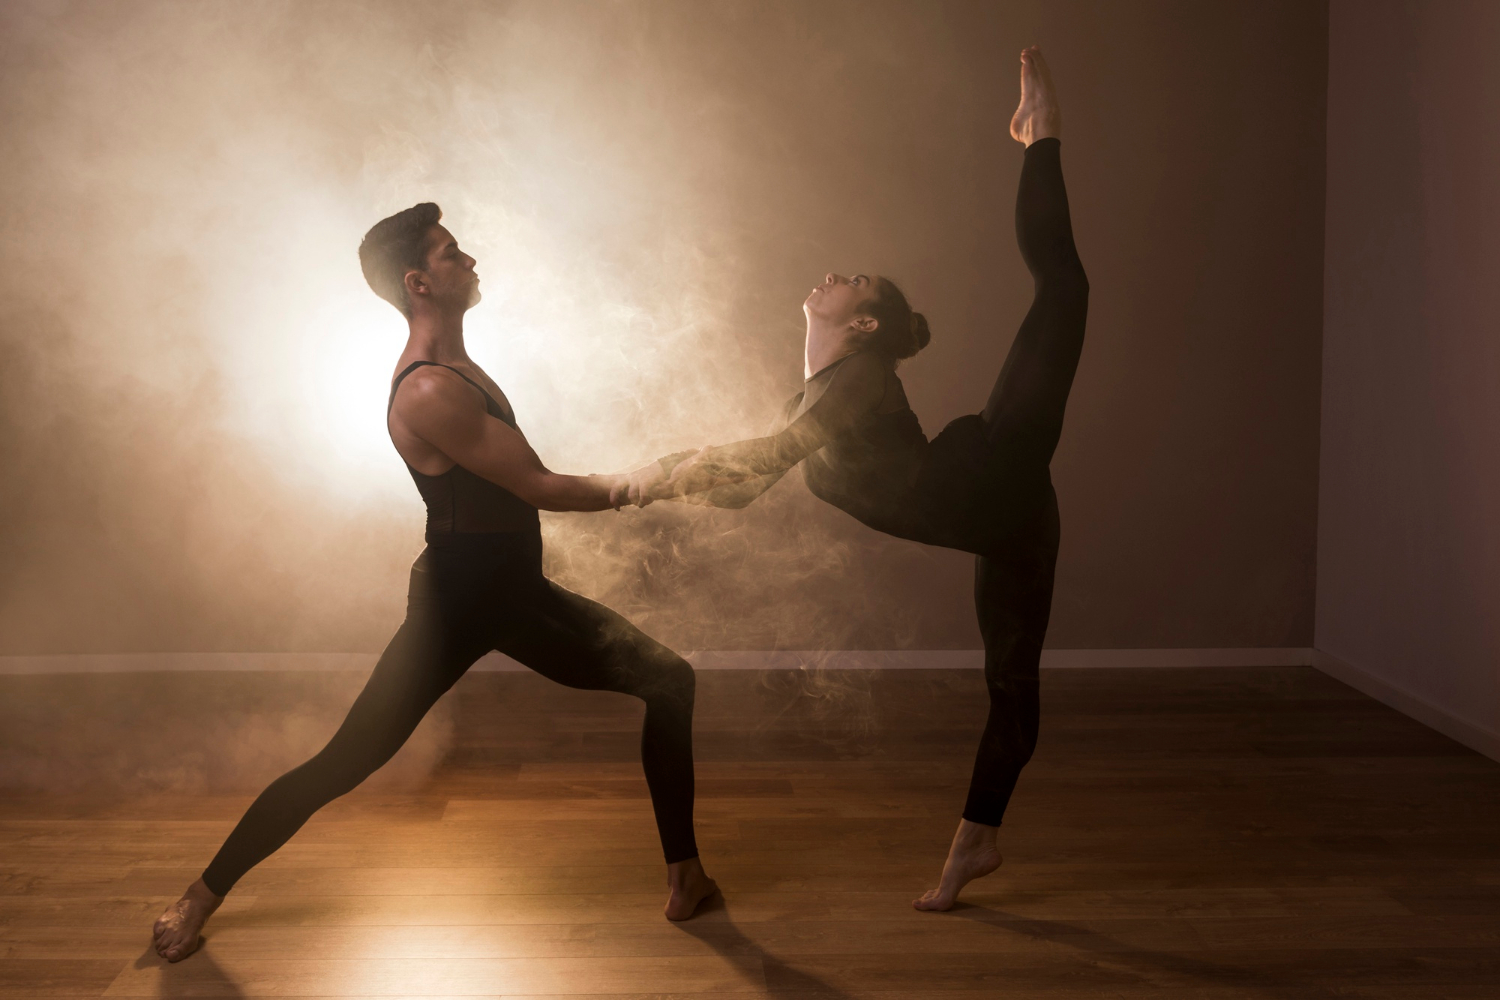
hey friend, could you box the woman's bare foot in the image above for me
[913,819,1002,912]
[151,878,222,962]
[664,856,719,921]
[1009,45,1062,146]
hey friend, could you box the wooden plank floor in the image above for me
[3,666,1499,998]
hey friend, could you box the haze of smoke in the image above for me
[0,0,985,781]
[0,672,451,794]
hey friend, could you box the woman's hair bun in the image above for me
[867,277,932,362]
[908,312,932,355]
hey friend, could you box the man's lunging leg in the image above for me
[152,610,479,960]
[498,580,715,920]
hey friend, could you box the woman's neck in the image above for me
[804,322,861,380]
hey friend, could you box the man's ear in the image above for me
[851,315,879,334]
[403,269,428,302]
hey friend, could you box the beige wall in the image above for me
[0,0,1327,655]
[1319,1,1500,743]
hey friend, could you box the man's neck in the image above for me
[404,308,470,366]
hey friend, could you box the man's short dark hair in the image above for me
[358,202,443,316]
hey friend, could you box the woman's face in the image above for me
[804,272,878,329]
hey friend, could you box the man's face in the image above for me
[413,224,480,311]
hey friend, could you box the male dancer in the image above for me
[152,205,717,962]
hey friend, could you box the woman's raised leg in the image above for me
[982,47,1088,471]
[915,491,1060,910]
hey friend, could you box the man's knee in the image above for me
[645,653,696,709]
[667,654,696,700]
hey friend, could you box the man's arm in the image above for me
[393,367,623,512]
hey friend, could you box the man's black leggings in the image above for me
[963,137,1088,827]
[201,531,698,896]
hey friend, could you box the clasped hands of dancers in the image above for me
[154,47,1085,961]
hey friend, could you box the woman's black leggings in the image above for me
[963,137,1088,827]
[201,532,698,895]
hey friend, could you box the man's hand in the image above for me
[614,462,668,509]
[608,476,630,510]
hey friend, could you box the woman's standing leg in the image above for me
[915,492,1060,911]
[966,491,1060,825]
[917,44,1083,912]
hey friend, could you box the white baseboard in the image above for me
[0,648,1314,674]
[0,653,379,674]
[1042,647,1314,668]
[691,648,1315,669]
[1312,649,1500,763]
[689,650,984,671]
[7,648,1488,764]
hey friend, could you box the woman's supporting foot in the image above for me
[151,878,223,962]
[664,856,719,921]
[1009,45,1062,146]
[913,819,1003,912]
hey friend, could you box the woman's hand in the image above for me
[610,447,721,509]
[664,447,716,496]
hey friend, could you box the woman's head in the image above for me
[804,272,931,362]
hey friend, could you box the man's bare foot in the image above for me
[913,819,1002,912]
[1009,45,1062,146]
[151,878,222,962]
[664,856,718,921]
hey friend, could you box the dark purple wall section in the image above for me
[1319,0,1500,742]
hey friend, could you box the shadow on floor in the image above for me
[132,938,246,999]
[953,903,1307,996]
[674,893,858,999]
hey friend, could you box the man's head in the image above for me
[358,203,480,317]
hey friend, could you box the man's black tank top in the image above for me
[387,361,540,539]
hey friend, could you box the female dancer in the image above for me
[624,47,1086,911]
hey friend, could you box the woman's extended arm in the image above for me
[614,394,801,510]
[657,449,789,509]
[655,351,887,500]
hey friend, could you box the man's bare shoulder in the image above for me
[392,364,482,415]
